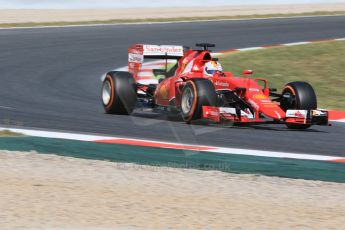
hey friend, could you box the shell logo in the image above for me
[160,84,169,100]
[253,94,267,100]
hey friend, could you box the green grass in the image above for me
[221,40,345,110]
[0,11,344,28]
[0,130,23,137]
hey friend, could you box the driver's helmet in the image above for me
[203,61,223,76]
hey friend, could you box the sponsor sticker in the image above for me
[219,107,254,119]
[253,94,267,100]
[312,110,328,116]
[262,103,278,108]
[260,100,273,103]
[219,107,236,114]
[129,48,143,55]
[128,53,144,63]
[214,81,229,87]
[248,99,259,110]
[209,111,220,116]
[143,45,184,56]
[286,110,308,118]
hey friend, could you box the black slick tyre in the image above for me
[280,81,317,129]
[101,71,137,115]
[180,79,217,123]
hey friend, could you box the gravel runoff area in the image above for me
[1,150,345,229]
[1,3,345,24]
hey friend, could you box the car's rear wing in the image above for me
[128,44,184,80]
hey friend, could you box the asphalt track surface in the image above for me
[0,16,345,156]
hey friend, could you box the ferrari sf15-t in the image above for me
[101,43,328,129]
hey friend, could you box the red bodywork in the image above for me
[127,44,327,125]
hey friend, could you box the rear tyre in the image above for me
[102,71,137,115]
[280,81,317,129]
[180,79,217,123]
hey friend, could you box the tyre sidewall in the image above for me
[181,81,198,122]
[281,81,317,129]
[103,75,115,112]
[281,81,317,111]
[181,79,217,122]
[102,71,137,114]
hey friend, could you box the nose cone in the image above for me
[260,107,286,120]
[247,93,286,120]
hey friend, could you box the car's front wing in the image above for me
[202,106,329,126]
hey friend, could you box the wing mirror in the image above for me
[243,69,253,75]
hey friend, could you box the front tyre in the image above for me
[181,79,217,123]
[280,81,317,129]
[102,71,137,115]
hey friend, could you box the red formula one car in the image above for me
[101,43,328,129]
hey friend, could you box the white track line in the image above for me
[237,47,264,51]
[1,127,344,162]
[283,41,311,46]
